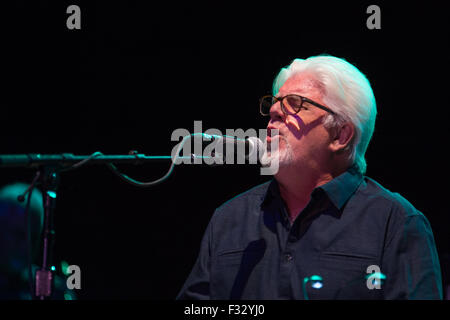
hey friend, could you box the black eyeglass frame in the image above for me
[259,94,337,116]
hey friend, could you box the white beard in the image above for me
[260,136,294,169]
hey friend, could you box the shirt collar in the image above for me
[262,179,281,206]
[318,165,363,210]
[262,165,363,210]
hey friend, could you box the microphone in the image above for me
[202,134,265,162]
[246,136,265,160]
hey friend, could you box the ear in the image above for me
[329,122,355,153]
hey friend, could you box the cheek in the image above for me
[286,127,331,155]
[285,116,301,132]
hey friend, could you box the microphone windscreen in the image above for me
[246,137,265,162]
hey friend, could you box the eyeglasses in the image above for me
[259,94,337,117]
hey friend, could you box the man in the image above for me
[177,55,443,299]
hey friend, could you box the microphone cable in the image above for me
[68,133,206,188]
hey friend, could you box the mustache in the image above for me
[265,134,287,152]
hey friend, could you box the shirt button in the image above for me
[284,253,293,262]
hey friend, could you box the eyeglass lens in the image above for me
[261,95,303,116]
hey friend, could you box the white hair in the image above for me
[272,55,377,175]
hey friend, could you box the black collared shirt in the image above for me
[177,167,443,299]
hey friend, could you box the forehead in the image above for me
[278,72,323,97]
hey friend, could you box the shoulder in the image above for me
[359,176,429,225]
[208,180,272,225]
[215,180,271,212]
[356,177,436,248]
[205,180,272,241]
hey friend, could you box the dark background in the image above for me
[2,1,449,299]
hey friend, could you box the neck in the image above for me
[275,165,338,222]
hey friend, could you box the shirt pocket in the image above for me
[211,245,267,299]
[215,248,266,266]
[215,249,248,266]
[312,251,382,299]
[320,251,378,265]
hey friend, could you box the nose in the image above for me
[269,100,284,122]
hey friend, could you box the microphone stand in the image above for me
[0,152,173,299]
